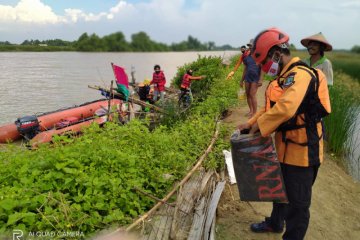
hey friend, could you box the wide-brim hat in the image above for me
[301,32,332,51]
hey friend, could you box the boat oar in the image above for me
[88,85,165,113]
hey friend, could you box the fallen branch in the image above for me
[88,85,165,113]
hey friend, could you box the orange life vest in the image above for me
[151,71,166,91]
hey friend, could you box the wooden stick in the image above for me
[88,85,165,113]
[133,187,175,207]
[107,80,114,121]
[125,121,221,232]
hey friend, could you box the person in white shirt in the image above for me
[301,32,334,86]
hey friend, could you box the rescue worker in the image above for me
[238,28,331,240]
[150,64,166,102]
[178,69,204,106]
[301,32,334,85]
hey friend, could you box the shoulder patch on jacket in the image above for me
[283,72,296,88]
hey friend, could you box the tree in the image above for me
[207,41,216,50]
[351,45,360,54]
[289,43,297,51]
[103,32,131,51]
[75,33,106,51]
[131,31,155,51]
[216,44,235,50]
[171,41,188,51]
[187,35,205,50]
[0,41,12,45]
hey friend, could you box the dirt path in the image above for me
[216,84,360,240]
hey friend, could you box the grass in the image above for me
[328,52,360,83]
[323,73,359,155]
[323,71,360,181]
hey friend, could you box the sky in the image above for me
[0,0,359,49]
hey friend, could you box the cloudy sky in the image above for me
[0,0,359,49]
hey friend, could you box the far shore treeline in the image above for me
[1,31,359,53]
[0,31,239,52]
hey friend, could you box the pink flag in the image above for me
[111,63,129,88]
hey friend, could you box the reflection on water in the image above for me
[348,111,360,181]
[0,51,238,124]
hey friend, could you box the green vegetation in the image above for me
[0,56,238,236]
[319,52,360,160]
[328,52,360,83]
[323,72,360,158]
[0,31,237,52]
[351,45,360,54]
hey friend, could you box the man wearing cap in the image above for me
[239,27,331,240]
[301,32,334,86]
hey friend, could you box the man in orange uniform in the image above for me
[239,28,331,240]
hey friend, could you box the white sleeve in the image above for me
[323,60,334,86]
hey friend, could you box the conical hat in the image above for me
[301,32,332,51]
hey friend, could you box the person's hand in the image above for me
[240,81,244,88]
[257,81,263,87]
[201,75,207,79]
[226,71,235,80]
[249,122,260,134]
[237,122,251,131]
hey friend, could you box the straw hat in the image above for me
[301,32,332,51]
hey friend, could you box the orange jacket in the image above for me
[253,57,331,167]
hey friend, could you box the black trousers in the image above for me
[265,163,319,240]
[178,87,190,101]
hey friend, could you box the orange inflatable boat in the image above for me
[30,116,108,147]
[0,99,120,143]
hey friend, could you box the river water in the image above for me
[0,51,237,124]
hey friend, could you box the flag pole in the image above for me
[107,80,114,121]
